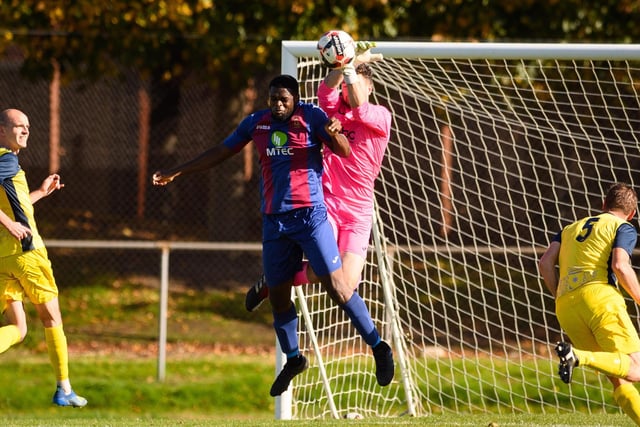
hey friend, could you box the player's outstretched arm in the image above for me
[342,63,368,108]
[323,69,344,90]
[152,145,236,186]
[320,39,382,89]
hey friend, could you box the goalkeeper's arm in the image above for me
[343,41,382,86]
[340,41,382,108]
[324,41,383,86]
[323,41,382,88]
[341,63,365,108]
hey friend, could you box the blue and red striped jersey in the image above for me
[223,102,332,214]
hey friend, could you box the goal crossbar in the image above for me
[284,41,640,61]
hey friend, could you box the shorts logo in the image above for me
[267,131,293,156]
[332,256,339,264]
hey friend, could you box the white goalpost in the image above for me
[279,40,640,420]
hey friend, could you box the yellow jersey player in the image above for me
[539,182,640,425]
[0,108,87,407]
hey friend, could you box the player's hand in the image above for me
[41,174,64,196]
[354,41,383,65]
[356,41,376,52]
[325,117,343,135]
[152,171,178,186]
[6,220,31,241]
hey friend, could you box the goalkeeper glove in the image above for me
[353,41,384,66]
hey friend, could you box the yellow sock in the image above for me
[0,325,21,353]
[614,383,640,426]
[45,325,69,383]
[574,348,631,378]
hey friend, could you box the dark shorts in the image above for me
[262,205,341,287]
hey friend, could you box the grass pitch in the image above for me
[0,282,635,426]
[0,352,633,426]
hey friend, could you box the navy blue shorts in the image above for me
[262,205,341,287]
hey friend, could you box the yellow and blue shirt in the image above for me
[555,212,637,296]
[0,148,43,257]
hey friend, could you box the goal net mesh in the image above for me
[285,42,640,419]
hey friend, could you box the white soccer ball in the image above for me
[317,30,356,69]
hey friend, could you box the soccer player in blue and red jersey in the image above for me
[0,108,87,407]
[539,183,640,425]
[153,74,385,397]
[245,46,395,389]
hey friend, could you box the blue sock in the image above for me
[342,292,380,347]
[273,303,299,357]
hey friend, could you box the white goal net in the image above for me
[279,41,640,419]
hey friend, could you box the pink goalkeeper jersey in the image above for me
[317,81,391,219]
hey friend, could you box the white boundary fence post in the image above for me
[157,243,170,381]
[274,339,292,420]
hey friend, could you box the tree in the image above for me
[1,0,638,220]
[3,0,638,90]
[389,0,640,42]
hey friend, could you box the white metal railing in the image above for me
[44,238,550,383]
[45,239,262,381]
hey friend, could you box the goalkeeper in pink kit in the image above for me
[245,41,394,385]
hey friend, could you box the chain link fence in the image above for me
[0,59,274,305]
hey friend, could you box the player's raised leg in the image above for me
[0,300,26,353]
[245,274,268,312]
